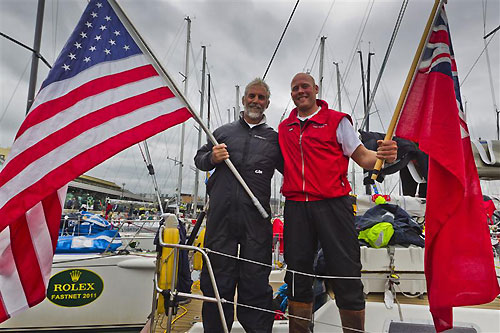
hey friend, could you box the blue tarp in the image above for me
[56,229,122,253]
[61,211,112,235]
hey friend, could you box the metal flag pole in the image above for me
[371,0,444,180]
[109,0,269,219]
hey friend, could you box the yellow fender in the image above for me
[192,227,206,271]
[157,227,180,314]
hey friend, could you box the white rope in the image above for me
[204,247,426,281]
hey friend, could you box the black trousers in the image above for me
[284,197,365,310]
[200,203,274,332]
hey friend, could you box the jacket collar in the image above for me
[239,112,268,129]
[287,99,329,126]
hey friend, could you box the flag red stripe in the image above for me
[16,65,158,139]
[451,59,457,72]
[0,87,174,189]
[419,53,451,73]
[428,29,449,45]
[10,216,46,307]
[0,302,7,323]
[42,191,65,249]
[0,108,191,224]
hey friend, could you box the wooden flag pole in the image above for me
[371,0,444,180]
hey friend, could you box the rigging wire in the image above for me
[210,80,224,128]
[309,0,374,127]
[262,0,300,79]
[52,0,59,62]
[161,19,186,66]
[334,60,356,116]
[372,54,395,116]
[139,141,165,214]
[360,0,409,131]
[459,33,496,87]
[279,0,336,122]
[481,0,499,139]
[205,64,224,128]
[301,0,336,73]
[0,32,52,69]
[307,43,321,74]
[0,58,30,125]
[341,0,375,88]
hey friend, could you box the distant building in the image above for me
[67,175,153,211]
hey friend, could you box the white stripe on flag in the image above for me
[25,202,53,287]
[27,186,67,286]
[432,25,448,33]
[29,55,150,113]
[0,227,29,317]
[0,97,185,209]
[419,45,451,70]
[9,75,164,162]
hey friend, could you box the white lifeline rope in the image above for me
[221,298,370,333]
[202,247,416,333]
[204,247,426,281]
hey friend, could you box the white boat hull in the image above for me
[0,253,156,332]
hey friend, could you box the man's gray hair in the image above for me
[244,78,271,99]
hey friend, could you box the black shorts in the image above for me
[284,197,365,310]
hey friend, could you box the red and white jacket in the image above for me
[278,99,352,201]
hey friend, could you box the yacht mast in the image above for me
[235,85,240,121]
[366,50,374,133]
[177,16,191,210]
[333,61,342,111]
[358,50,371,195]
[193,46,207,216]
[26,0,45,114]
[318,36,326,99]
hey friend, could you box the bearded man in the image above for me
[194,78,282,332]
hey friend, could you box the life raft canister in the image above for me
[157,223,180,314]
[192,227,206,271]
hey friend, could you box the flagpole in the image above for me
[371,0,444,181]
[108,0,269,219]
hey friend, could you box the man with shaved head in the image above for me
[278,73,397,332]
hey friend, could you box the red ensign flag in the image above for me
[395,4,500,332]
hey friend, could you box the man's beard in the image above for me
[244,104,265,121]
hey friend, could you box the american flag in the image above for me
[0,0,191,321]
[395,4,500,331]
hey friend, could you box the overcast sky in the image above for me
[1,0,499,198]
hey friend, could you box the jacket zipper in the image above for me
[299,128,308,201]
